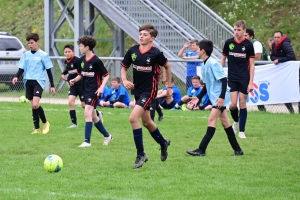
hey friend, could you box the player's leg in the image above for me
[26,81,41,134]
[113,102,126,108]
[186,107,220,156]
[228,80,240,134]
[130,97,148,169]
[149,99,156,121]
[67,94,78,128]
[141,107,170,162]
[173,95,190,110]
[219,108,243,156]
[155,98,164,121]
[92,101,112,145]
[78,97,94,147]
[238,80,249,139]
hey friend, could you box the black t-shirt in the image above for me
[81,54,108,95]
[222,37,255,81]
[121,45,168,96]
[62,56,82,86]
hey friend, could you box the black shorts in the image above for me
[135,95,154,111]
[69,85,84,101]
[84,95,99,109]
[228,79,249,95]
[26,80,43,100]
[212,106,226,113]
[160,99,176,109]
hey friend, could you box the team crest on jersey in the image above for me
[229,43,235,50]
[81,61,84,68]
[146,57,151,63]
[89,65,93,70]
[242,46,245,51]
[131,53,137,61]
[71,64,73,68]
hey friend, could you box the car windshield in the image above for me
[0,38,23,51]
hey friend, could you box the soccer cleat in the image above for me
[158,115,164,122]
[67,123,78,128]
[238,132,247,139]
[133,154,148,169]
[160,139,171,161]
[186,149,206,156]
[31,129,42,134]
[232,150,244,156]
[78,142,91,147]
[232,121,239,134]
[103,134,113,145]
[42,121,50,134]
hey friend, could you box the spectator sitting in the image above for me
[156,77,182,109]
[98,85,112,107]
[172,76,211,111]
[99,77,133,108]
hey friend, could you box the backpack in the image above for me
[251,38,268,61]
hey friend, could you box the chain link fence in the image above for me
[0,57,299,114]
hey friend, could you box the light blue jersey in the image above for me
[201,57,230,106]
[18,49,53,89]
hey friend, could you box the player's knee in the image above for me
[230,104,237,110]
[129,115,138,124]
[32,104,39,109]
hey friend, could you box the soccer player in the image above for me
[220,20,255,139]
[61,44,84,128]
[73,35,113,147]
[121,23,171,169]
[100,77,133,108]
[12,33,56,134]
[186,39,243,156]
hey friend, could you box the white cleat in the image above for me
[232,121,239,134]
[103,135,113,145]
[238,132,247,139]
[78,142,91,147]
[67,123,78,128]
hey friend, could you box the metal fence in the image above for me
[0,57,299,114]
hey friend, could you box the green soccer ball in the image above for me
[19,95,28,103]
[44,155,63,173]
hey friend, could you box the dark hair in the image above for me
[246,28,254,38]
[198,40,213,56]
[77,35,96,50]
[26,33,39,42]
[64,44,74,51]
[111,77,121,83]
[139,23,158,38]
[274,31,283,36]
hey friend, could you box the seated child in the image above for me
[98,85,112,107]
[99,77,133,108]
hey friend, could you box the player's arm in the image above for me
[189,85,207,109]
[121,67,134,90]
[248,57,255,92]
[253,42,262,60]
[12,54,26,85]
[61,67,68,81]
[162,62,173,97]
[69,74,82,86]
[220,55,227,67]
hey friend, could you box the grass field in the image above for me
[0,102,299,199]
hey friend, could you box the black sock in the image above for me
[32,108,40,129]
[230,108,239,122]
[155,99,163,116]
[150,104,155,121]
[199,127,216,152]
[70,110,77,125]
[224,126,241,151]
[177,100,184,106]
[150,128,166,148]
[133,128,144,156]
[96,110,99,117]
[37,106,47,123]
[239,108,247,132]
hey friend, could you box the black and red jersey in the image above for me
[80,54,108,95]
[121,45,168,97]
[222,37,255,81]
[62,56,82,86]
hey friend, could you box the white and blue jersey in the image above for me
[110,85,131,105]
[201,57,230,106]
[187,86,201,97]
[185,51,201,76]
[18,49,53,89]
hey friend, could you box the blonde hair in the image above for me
[190,39,198,45]
[233,20,246,29]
